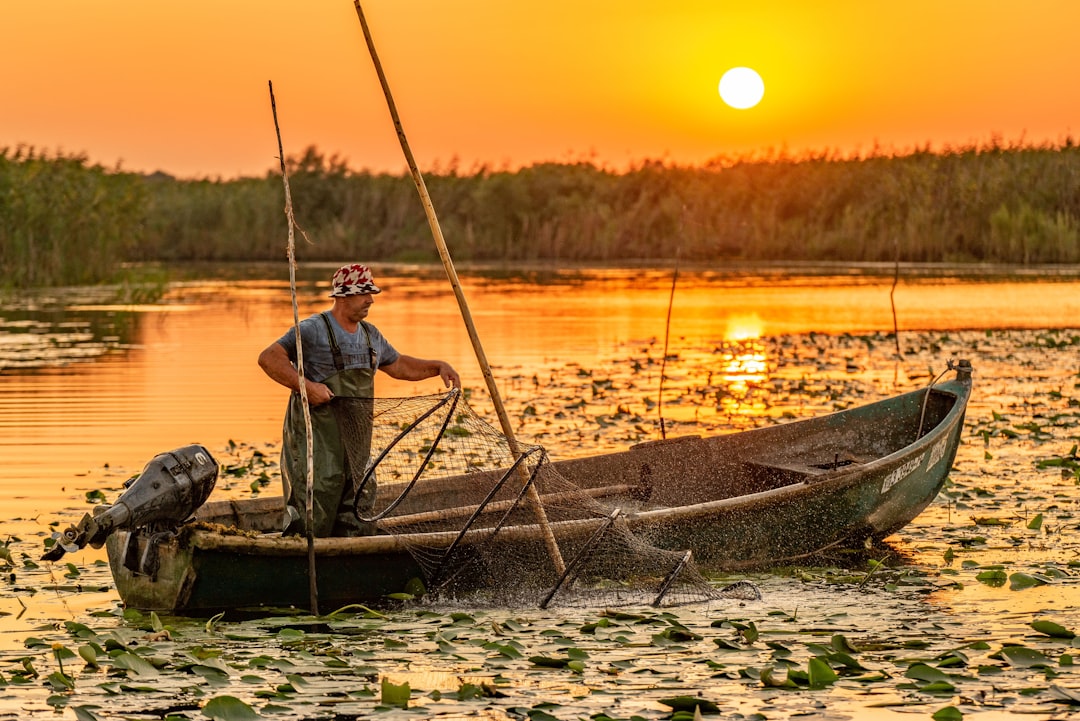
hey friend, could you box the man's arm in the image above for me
[380,355,461,388]
[257,342,335,405]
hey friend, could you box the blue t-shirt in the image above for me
[275,313,400,384]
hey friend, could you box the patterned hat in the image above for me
[329,264,382,297]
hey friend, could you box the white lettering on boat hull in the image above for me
[927,436,949,470]
[881,452,926,494]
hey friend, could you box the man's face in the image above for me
[342,292,374,320]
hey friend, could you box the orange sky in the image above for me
[5,1,1078,179]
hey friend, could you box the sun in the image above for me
[718,67,765,109]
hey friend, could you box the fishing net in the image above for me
[331,389,756,608]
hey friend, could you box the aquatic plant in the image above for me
[5,141,1080,290]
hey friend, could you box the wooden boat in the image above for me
[103,360,972,613]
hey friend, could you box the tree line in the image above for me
[2,140,1078,290]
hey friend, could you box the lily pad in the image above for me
[658,696,721,713]
[1000,646,1051,669]
[201,695,259,721]
[975,570,1007,587]
[1032,620,1076,639]
[381,678,410,708]
[1009,572,1051,590]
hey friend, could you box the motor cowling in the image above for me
[43,445,218,561]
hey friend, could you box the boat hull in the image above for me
[105,366,972,613]
[106,529,425,612]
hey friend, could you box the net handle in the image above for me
[352,389,460,523]
[539,508,622,610]
[651,549,693,607]
[429,446,547,592]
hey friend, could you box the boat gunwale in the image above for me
[635,375,970,524]
[181,512,609,556]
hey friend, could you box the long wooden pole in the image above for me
[269,81,319,615]
[352,0,565,575]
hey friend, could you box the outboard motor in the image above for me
[43,444,218,562]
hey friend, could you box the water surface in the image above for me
[1,264,1079,719]
[3,263,1077,523]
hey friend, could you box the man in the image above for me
[258,263,461,537]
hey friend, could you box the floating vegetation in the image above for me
[3,590,1080,719]
[1037,444,1080,482]
[3,327,1080,718]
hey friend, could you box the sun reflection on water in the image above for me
[708,314,771,418]
[716,342,769,391]
[723,312,765,341]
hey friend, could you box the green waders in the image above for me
[280,313,377,537]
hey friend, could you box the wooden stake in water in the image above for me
[658,247,680,440]
[352,0,565,575]
[268,80,319,615]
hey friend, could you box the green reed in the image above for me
[0,147,145,289]
[3,140,1079,290]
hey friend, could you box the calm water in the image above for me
[3,263,1078,524]
[2,263,1079,719]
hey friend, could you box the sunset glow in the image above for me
[5,1,1080,178]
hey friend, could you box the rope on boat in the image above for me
[916,358,959,438]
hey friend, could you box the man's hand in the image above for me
[304,379,335,406]
[259,342,336,405]
[438,361,462,389]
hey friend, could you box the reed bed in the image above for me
[2,140,1079,290]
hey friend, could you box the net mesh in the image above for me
[332,389,756,608]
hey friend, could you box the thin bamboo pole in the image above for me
[352,0,565,575]
[658,247,680,441]
[268,80,319,615]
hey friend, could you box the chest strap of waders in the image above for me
[319,312,376,372]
